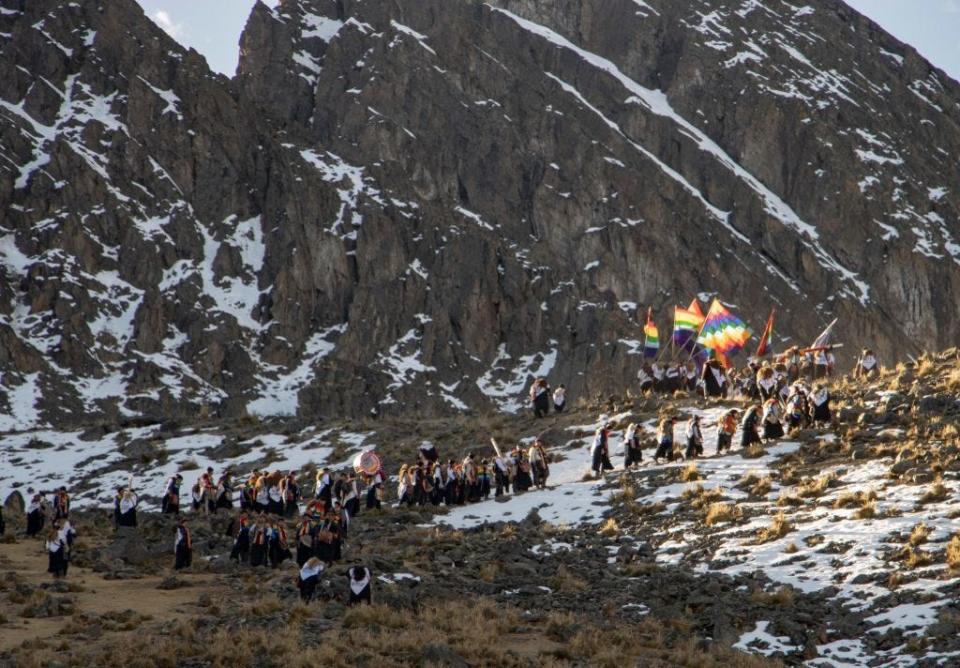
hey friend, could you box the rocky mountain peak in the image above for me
[1,0,958,429]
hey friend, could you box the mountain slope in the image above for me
[1,0,958,428]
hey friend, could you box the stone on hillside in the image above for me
[4,490,25,516]
[104,526,151,565]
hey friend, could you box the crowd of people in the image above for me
[585,366,838,474]
[394,439,550,507]
[7,345,878,605]
[631,347,878,401]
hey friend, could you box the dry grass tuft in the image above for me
[680,463,701,482]
[741,443,766,459]
[776,491,802,508]
[919,480,949,505]
[947,535,960,569]
[683,485,725,510]
[755,512,793,544]
[855,501,877,519]
[835,489,877,509]
[896,546,933,570]
[737,472,772,497]
[908,522,931,547]
[750,585,795,607]
[797,474,835,499]
[599,518,620,537]
[551,565,589,593]
[704,502,742,526]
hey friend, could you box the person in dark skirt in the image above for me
[623,423,643,468]
[654,417,678,463]
[46,528,67,578]
[117,490,139,527]
[513,451,533,492]
[684,416,704,460]
[53,487,70,521]
[267,519,292,568]
[162,475,182,514]
[249,520,268,568]
[341,474,360,518]
[26,494,47,537]
[347,564,372,605]
[762,399,785,441]
[295,515,315,567]
[529,378,551,418]
[174,517,192,570]
[216,472,234,511]
[740,405,762,449]
[811,385,832,426]
[365,470,384,510]
[282,471,301,517]
[298,557,324,602]
[230,512,251,564]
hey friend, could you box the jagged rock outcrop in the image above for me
[1,0,958,428]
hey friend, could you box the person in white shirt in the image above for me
[552,385,567,413]
[855,349,878,378]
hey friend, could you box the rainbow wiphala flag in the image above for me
[673,302,705,348]
[643,309,660,358]
[697,299,751,356]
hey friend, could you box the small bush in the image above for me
[741,443,766,459]
[946,535,960,569]
[599,518,620,537]
[755,512,793,544]
[919,480,949,505]
[908,522,931,547]
[680,463,700,482]
[855,501,877,519]
[704,502,741,526]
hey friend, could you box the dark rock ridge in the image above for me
[1,0,958,427]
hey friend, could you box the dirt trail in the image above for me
[0,536,218,652]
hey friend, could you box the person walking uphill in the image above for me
[590,425,613,478]
[684,416,704,460]
[530,378,551,418]
[174,517,193,570]
[654,417,678,463]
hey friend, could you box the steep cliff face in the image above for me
[1,0,958,428]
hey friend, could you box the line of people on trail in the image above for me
[631,348,879,402]
[589,380,833,475]
[395,440,551,507]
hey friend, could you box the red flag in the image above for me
[755,309,775,357]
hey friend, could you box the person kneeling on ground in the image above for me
[298,557,324,602]
[347,563,372,605]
